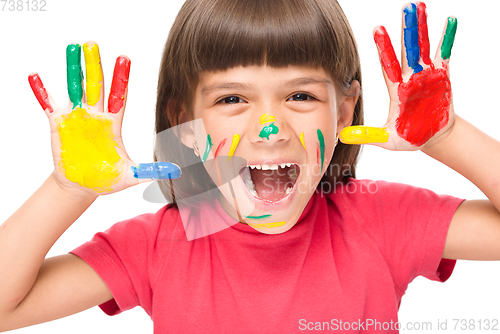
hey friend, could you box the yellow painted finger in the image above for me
[83,43,103,107]
[339,126,389,145]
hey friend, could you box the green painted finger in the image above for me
[441,17,457,60]
[66,44,83,109]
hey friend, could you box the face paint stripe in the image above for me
[83,43,103,107]
[441,17,457,60]
[66,44,83,109]
[416,2,431,65]
[299,132,307,151]
[373,26,402,83]
[214,138,227,159]
[28,73,54,113]
[227,134,240,161]
[245,215,272,220]
[249,221,286,229]
[108,56,131,114]
[317,129,325,174]
[259,113,276,125]
[132,162,182,180]
[201,134,213,163]
[339,126,390,144]
[403,4,424,74]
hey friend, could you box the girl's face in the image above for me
[190,65,356,233]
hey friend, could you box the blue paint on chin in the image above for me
[404,3,423,74]
[132,162,182,180]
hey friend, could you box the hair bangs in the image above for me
[188,0,340,74]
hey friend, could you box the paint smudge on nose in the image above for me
[441,17,457,60]
[57,108,123,192]
[259,122,279,140]
[214,138,227,159]
[132,162,181,180]
[317,129,325,174]
[202,134,213,163]
[259,113,276,125]
[249,221,286,229]
[66,44,83,109]
[299,132,307,151]
[83,43,103,107]
[228,134,240,161]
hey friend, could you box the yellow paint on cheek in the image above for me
[227,134,240,161]
[339,126,389,145]
[57,108,123,192]
[249,221,286,229]
[299,132,307,151]
[83,43,103,106]
[259,113,276,125]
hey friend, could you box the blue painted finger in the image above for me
[404,3,423,73]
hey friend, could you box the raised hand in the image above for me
[340,2,457,151]
[29,42,180,196]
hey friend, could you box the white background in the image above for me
[1,0,499,332]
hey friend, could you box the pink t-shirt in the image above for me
[70,179,464,333]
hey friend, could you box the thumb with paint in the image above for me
[28,42,181,197]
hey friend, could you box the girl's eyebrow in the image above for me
[201,77,332,95]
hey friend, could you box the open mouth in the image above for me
[240,163,300,202]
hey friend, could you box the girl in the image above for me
[1,0,500,333]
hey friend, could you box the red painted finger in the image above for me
[28,73,54,113]
[416,2,431,65]
[108,56,131,114]
[373,26,402,83]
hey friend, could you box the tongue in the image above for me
[250,167,294,202]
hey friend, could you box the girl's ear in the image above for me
[337,80,360,131]
[166,101,196,149]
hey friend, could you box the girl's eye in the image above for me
[217,96,244,104]
[288,93,316,102]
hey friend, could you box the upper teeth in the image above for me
[249,163,292,170]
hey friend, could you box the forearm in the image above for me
[422,115,500,208]
[0,174,97,314]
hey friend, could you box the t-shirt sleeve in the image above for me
[69,205,175,317]
[343,179,465,293]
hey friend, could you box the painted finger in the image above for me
[403,3,423,74]
[28,73,56,114]
[374,26,402,84]
[339,126,389,145]
[108,56,131,114]
[437,17,458,61]
[66,44,84,109]
[416,2,431,65]
[131,162,182,181]
[83,42,104,109]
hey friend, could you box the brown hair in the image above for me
[155,0,363,202]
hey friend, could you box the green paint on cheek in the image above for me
[202,134,213,163]
[441,17,457,60]
[245,214,272,220]
[66,44,84,109]
[259,122,279,140]
[317,129,325,174]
